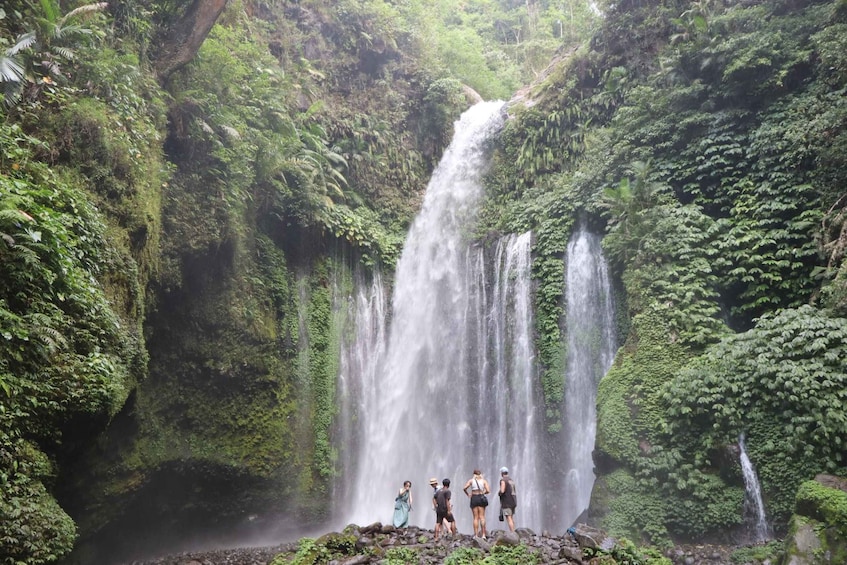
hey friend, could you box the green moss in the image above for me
[795,480,847,539]
[730,541,783,564]
[600,469,670,546]
[596,306,689,465]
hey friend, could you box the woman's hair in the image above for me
[473,469,482,476]
[404,480,412,487]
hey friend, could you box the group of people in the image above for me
[392,467,517,540]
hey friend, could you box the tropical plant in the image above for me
[0,0,108,108]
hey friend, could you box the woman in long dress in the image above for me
[393,480,413,527]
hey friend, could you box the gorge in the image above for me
[1,0,846,564]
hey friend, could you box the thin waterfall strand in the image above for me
[739,434,772,543]
[332,270,388,518]
[560,227,616,529]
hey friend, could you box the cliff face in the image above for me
[30,3,466,563]
[478,0,847,547]
[2,0,846,562]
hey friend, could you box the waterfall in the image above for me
[336,101,547,531]
[332,268,389,516]
[559,226,616,529]
[739,434,772,543]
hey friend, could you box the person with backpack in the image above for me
[462,469,490,539]
[433,478,456,540]
[498,467,517,532]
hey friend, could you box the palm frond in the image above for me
[3,81,23,108]
[51,46,76,60]
[59,2,109,26]
[7,32,37,56]
[39,0,60,24]
[0,56,25,83]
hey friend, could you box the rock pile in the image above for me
[129,523,750,564]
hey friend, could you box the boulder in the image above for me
[360,522,383,535]
[472,536,492,552]
[783,476,847,564]
[568,523,606,550]
[496,531,521,546]
[558,545,583,562]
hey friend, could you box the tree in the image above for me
[152,0,229,81]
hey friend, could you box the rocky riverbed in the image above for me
[126,522,773,565]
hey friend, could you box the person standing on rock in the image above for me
[431,477,451,532]
[434,478,456,540]
[462,469,490,538]
[498,466,517,532]
[393,480,413,528]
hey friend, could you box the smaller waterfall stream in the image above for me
[560,226,616,529]
[739,434,772,543]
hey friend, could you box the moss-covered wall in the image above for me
[481,0,847,546]
[39,1,468,561]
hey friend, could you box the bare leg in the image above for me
[506,514,515,532]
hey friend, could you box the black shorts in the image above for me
[470,494,488,508]
[436,509,455,523]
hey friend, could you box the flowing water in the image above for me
[332,268,389,510]
[336,101,549,530]
[559,227,617,529]
[739,434,772,543]
[334,102,617,534]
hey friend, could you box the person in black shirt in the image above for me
[498,467,517,532]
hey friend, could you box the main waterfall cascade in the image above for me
[333,101,549,531]
[332,101,618,533]
[559,227,617,529]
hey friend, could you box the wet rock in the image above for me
[558,545,583,562]
[517,527,537,539]
[471,536,491,552]
[569,523,605,550]
[496,531,521,546]
[360,522,382,535]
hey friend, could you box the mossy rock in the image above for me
[783,476,847,565]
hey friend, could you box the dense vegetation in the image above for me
[480,0,847,547]
[1,0,845,563]
[0,0,597,563]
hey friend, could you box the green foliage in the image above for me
[384,546,421,564]
[730,540,784,564]
[480,543,540,565]
[597,307,690,465]
[0,1,108,108]
[444,546,484,565]
[664,306,847,524]
[304,261,340,484]
[0,437,76,564]
[794,480,847,540]
[0,119,137,562]
[278,533,358,565]
[584,537,672,565]
[600,470,671,545]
